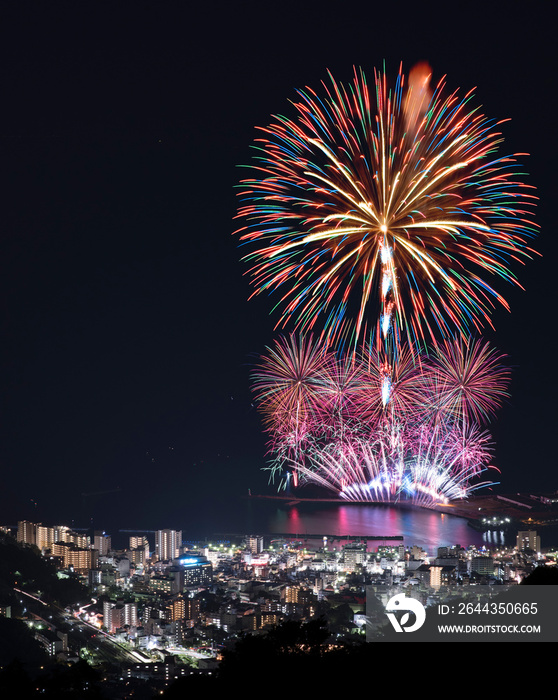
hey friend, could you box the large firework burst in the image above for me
[235,64,537,354]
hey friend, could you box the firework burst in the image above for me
[250,334,331,485]
[253,335,507,505]
[235,64,537,353]
[428,337,511,425]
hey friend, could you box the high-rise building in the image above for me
[128,547,146,567]
[429,565,442,588]
[37,525,89,550]
[343,544,367,570]
[282,586,314,605]
[103,601,121,634]
[103,601,137,634]
[517,531,541,552]
[470,556,494,577]
[93,531,112,555]
[130,536,150,557]
[123,602,138,628]
[247,535,264,554]
[17,521,37,545]
[168,596,200,622]
[149,576,174,595]
[36,526,54,550]
[155,529,182,561]
[177,556,212,588]
[51,542,97,572]
[17,521,89,549]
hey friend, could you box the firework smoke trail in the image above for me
[403,62,433,136]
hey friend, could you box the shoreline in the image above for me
[246,491,558,529]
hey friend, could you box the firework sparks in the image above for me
[254,336,506,505]
[235,65,537,353]
[239,64,537,506]
[250,334,331,485]
[428,338,511,425]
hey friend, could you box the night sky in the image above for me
[0,3,555,531]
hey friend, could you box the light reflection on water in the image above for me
[257,503,494,555]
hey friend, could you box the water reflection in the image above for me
[262,503,487,555]
[482,529,507,547]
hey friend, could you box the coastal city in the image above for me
[0,4,555,691]
[1,492,557,694]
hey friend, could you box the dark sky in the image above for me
[0,3,555,530]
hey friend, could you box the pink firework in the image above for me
[251,334,331,485]
[428,338,510,425]
[251,334,329,426]
[253,335,506,503]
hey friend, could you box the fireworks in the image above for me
[236,64,537,505]
[253,335,506,505]
[250,335,330,486]
[235,65,537,353]
[428,338,511,425]
[251,334,329,432]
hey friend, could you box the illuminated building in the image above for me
[437,545,464,558]
[516,531,541,553]
[128,547,146,567]
[155,529,182,561]
[93,531,111,555]
[33,524,89,550]
[247,535,264,554]
[242,551,269,569]
[410,546,428,561]
[36,526,54,550]
[429,566,442,588]
[103,601,137,633]
[261,612,281,628]
[130,535,149,550]
[103,601,125,634]
[35,629,65,656]
[123,660,189,683]
[17,521,37,545]
[123,602,138,627]
[470,556,495,577]
[343,544,367,571]
[282,586,314,605]
[177,556,212,588]
[168,596,200,622]
[149,576,174,595]
[413,564,456,586]
[51,542,97,572]
[129,536,150,562]
[62,529,89,548]
[88,569,102,587]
